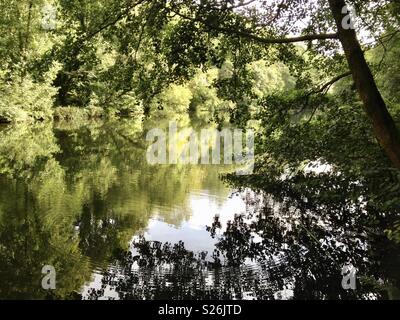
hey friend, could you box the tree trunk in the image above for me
[328,0,400,169]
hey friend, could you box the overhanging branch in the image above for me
[168,7,339,45]
[295,71,352,116]
[312,71,352,95]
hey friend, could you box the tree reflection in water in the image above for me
[1,120,399,300]
[86,186,400,300]
[0,118,234,299]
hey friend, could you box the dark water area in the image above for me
[0,117,399,300]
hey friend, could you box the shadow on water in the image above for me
[85,198,400,300]
[0,116,399,300]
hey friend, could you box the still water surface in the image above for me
[0,117,251,299]
[0,117,399,300]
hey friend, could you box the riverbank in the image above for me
[0,105,143,124]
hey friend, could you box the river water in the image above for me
[0,116,399,300]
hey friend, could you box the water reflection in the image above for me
[1,117,399,300]
[84,193,400,300]
[0,116,236,299]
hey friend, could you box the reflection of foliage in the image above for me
[0,181,91,299]
[0,117,235,299]
[0,124,60,179]
[87,193,399,300]
[235,76,400,280]
[86,237,268,300]
[223,172,400,298]
[386,221,400,244]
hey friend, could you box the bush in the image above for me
[0,63,60,123]
[89,91,144,118]
[0,78,56,123]
[53,106,106,121]
[0,107,30,123]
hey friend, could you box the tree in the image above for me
[328,0,400,169]
[153,0,400,169]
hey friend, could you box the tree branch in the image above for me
[167,7,339,45]
[84,0,148,42]
[226,0,258,10]
[295,71,352,116]
[312,71,352,95]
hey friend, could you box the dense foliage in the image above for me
[1,0,400,299]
